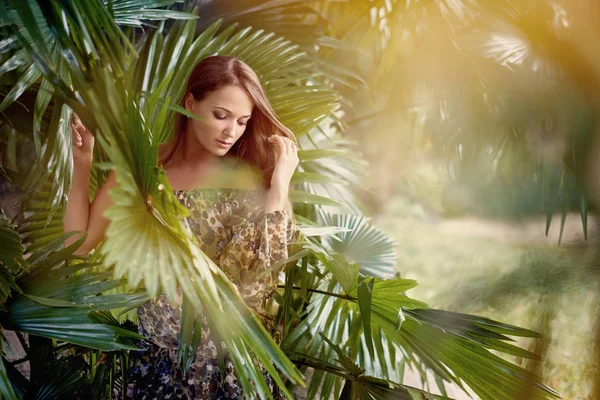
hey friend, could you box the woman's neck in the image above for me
[177,126,217,170]
[159,132,220,187]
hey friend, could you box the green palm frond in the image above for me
[28,354,88,400]
[87,350,128,400]
[1,186,146,352]
[0,0,199,222]
[2,331,106,399]
[17,181,68,254]
[282,270,558,399]
[316,333,448,400]
[0,211,148,400]
[0,0,195,76]
[0,353,18,400]
[287,336,449,399]
[4,248,148,350]
[319,212,397,279]
[189,0,365,88]
[0,213,26,306]
[106,0,199,27]
[296,118,368,215]
[21,100,72,223]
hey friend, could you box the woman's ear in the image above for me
[184,93,195,112]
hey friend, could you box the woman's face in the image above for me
[185,84,254,156]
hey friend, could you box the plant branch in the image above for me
[288,357,348,378]
[277,285,354,300]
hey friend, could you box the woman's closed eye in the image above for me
[214,112,248,126]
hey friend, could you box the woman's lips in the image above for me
[216,139,232,147]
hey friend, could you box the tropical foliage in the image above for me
[328,0,598,236]
[0,0,566,399]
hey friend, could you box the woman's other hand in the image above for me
[267,134,298,192]
[71,113,95,163]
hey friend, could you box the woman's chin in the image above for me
[209,148,230,157]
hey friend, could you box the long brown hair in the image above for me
[160,55,297,191]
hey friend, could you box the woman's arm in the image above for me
[63,115,118,256]
[64,169,118,256]
[264,187,289,213]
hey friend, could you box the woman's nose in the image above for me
[224,122,237,137]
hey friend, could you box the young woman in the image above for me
[64,55,299,399]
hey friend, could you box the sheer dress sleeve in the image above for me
[218,190,296,311]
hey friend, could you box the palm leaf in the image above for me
[320,212,397,279]
[0,0,199,223]
[282,272,558,399]
[189,0,365,88]
[0,213,26,306]
[0,353,18,400]
[0,208,151,390]
[106,0,199,27]
[318,333,448,400]
[28,354,88,400]
[4,251,148,350]
[297,118,369,214]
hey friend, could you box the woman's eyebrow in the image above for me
[214,106,251,118]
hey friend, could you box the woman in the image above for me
[64,55,299,399]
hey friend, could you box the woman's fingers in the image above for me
[72,114,82,131]
[280,136,290,156]
[70,115,94,160]
[71,123,83,147]
[281,136,296,155]
[72,113,92,138]
[268,135,298,158]
[268,135,285,156]
[278,135,289,156]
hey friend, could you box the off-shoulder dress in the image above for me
[114,188,296,399]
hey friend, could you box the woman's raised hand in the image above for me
[71,113,95,163]
[267,134,299,192]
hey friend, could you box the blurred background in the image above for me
[328,1,600,398]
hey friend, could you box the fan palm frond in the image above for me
[282,270,558,399]
[319,212,397,279]
[287,336,448,399]
[189,0,365,88]
[296,117,368,215]
[0,0,200,222]
[0,213,26,306]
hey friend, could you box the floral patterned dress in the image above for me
[114,188,296,400]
